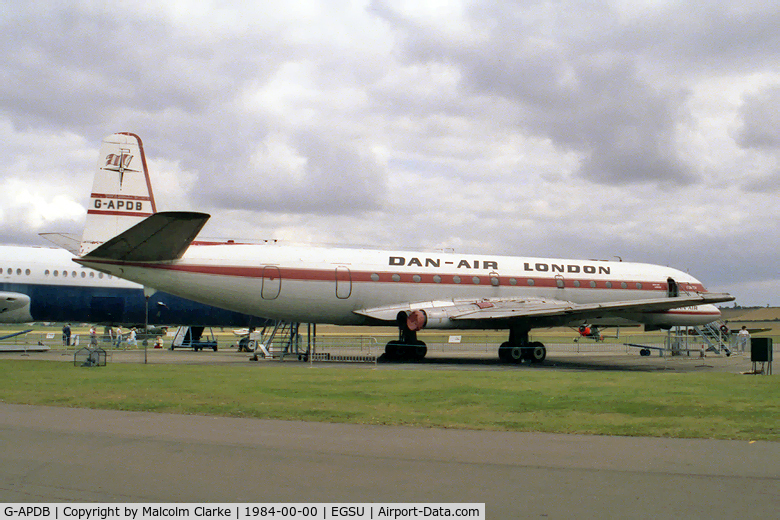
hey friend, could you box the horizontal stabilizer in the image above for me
[39,232,81,255]
[82,211,210,262]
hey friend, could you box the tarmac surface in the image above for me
[0,343,769,374]
[1,403,778,518]
[1,348,777,517]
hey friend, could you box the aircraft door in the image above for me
[261,266,281,300]
[667,277,679,297]
[335,267,352,299]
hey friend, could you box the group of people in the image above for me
[62,324,139,348]
[110,326,138,348]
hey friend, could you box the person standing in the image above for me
[89,326,98,347]
[737,326,751,353]
[115,326,123,348]
[62,323,71,347]
[128,327,138,347]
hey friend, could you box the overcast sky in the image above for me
[1,1,778,306]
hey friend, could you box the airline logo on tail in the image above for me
[88,139,153,217]
[104,150,138,188]
[105,151,134,171]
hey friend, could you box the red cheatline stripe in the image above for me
[655,309,720,316]
[91,193,153,201]
[81,259,707,293]
[86,210,154,217]
[191,240,251,246]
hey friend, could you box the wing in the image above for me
[0,329,33,341]
[355,292,734,329]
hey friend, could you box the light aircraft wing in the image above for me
[82,211,210,262]
[0,329,33,341]
[355,292,735,327]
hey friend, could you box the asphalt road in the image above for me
[1,403,778,518]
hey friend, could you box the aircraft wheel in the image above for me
[498,342,512,363]
[386,340,427,361]
[412,343,427,361]
[509,346,524,363]
[385,340,401,360]
[640,348,651,356]
[529,342,546,363]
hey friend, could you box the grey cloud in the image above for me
[734,86,780,193]
[187,130,387,216]
[369,2,697,186]
[736,87,780,150]
[0,5,279,135]
[740,170,780,194]
[608,3,780,74]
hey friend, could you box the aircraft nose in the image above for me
[701,304,721,319]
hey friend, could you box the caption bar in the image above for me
[2,504,485,520]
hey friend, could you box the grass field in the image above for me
[1,360,777,441]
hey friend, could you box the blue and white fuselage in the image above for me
[0,244,261,326]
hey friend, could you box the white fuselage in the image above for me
[85,243,722,329]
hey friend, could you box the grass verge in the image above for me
[1,360,777,440]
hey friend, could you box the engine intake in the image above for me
[0,292,33,323]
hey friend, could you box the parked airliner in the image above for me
[74,133,734,362]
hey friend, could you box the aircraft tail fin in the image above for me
[82,211,210,262]
[80,132,157,256]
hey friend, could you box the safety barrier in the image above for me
[308,336,379,364]
[311,352,378,363]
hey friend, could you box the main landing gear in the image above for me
[498,327,547,364]
[383,312,427,362]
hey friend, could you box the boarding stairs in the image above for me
[691,321,732,355]
[249,321,305,360]
[171,326,189,349]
